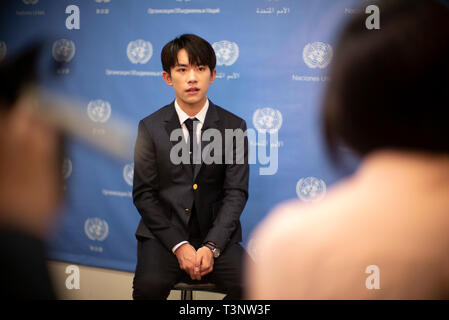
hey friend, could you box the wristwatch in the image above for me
[203,243,221,258]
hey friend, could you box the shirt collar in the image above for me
[174,98,209,125]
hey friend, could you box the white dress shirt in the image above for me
[171,98,209,254]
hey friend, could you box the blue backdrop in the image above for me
[0,0,363,272]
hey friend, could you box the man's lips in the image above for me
[186,87,200,94]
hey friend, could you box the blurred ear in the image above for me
[209,69,216,84]
[162,71,173,86]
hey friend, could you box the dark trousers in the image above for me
[132,237,249,300]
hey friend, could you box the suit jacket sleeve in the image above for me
[132,120,185,251]
[204,119,249,250]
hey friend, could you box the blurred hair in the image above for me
[161,34,216,75]
[0,42,65,189]
[322,0,449,163]
[0,43,41,111]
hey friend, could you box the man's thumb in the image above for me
[195,255,202,269]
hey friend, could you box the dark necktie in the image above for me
[184,118,201,239]
[184,118,198,171]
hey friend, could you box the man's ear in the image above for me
[209,69,217,84]
[162,71,173,86]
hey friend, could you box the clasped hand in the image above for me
[174,243,214,280]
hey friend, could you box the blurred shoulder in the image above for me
[250,178,360,260]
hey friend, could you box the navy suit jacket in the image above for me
[132,100,249,252]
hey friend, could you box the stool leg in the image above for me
[181,289,193,300]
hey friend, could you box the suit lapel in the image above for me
[164,102,193,179]
[193,101,220,181]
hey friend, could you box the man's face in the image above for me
[162,48,216,111]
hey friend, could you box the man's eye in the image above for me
[177,68,186,72]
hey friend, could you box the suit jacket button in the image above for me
[184,208,191,214]
[193,184,198,190]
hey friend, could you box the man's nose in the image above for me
[187,69,197,83]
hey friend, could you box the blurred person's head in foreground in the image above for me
[0,44,64,239]
[322,0,449,164]
[246,0,449,300]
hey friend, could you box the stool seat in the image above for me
[173,282,218,290]
[172,280,225,300]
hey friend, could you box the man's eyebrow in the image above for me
[174,63,206,67]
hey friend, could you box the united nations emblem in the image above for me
[62,158,72,180]
[302,42,333,69]
[87,99,111,123]
[123,163,134,186]
[22,0,39,4]
[127,39,153,64]
[212,40,239,66]
[52,39,75,63]
[296,177,326,202]
[84,218,109,241]
[0,42,6,62]
[252,108,283,134]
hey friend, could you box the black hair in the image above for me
[161,34,216,75]
[322,0,449,163]
[0,43,41,111]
